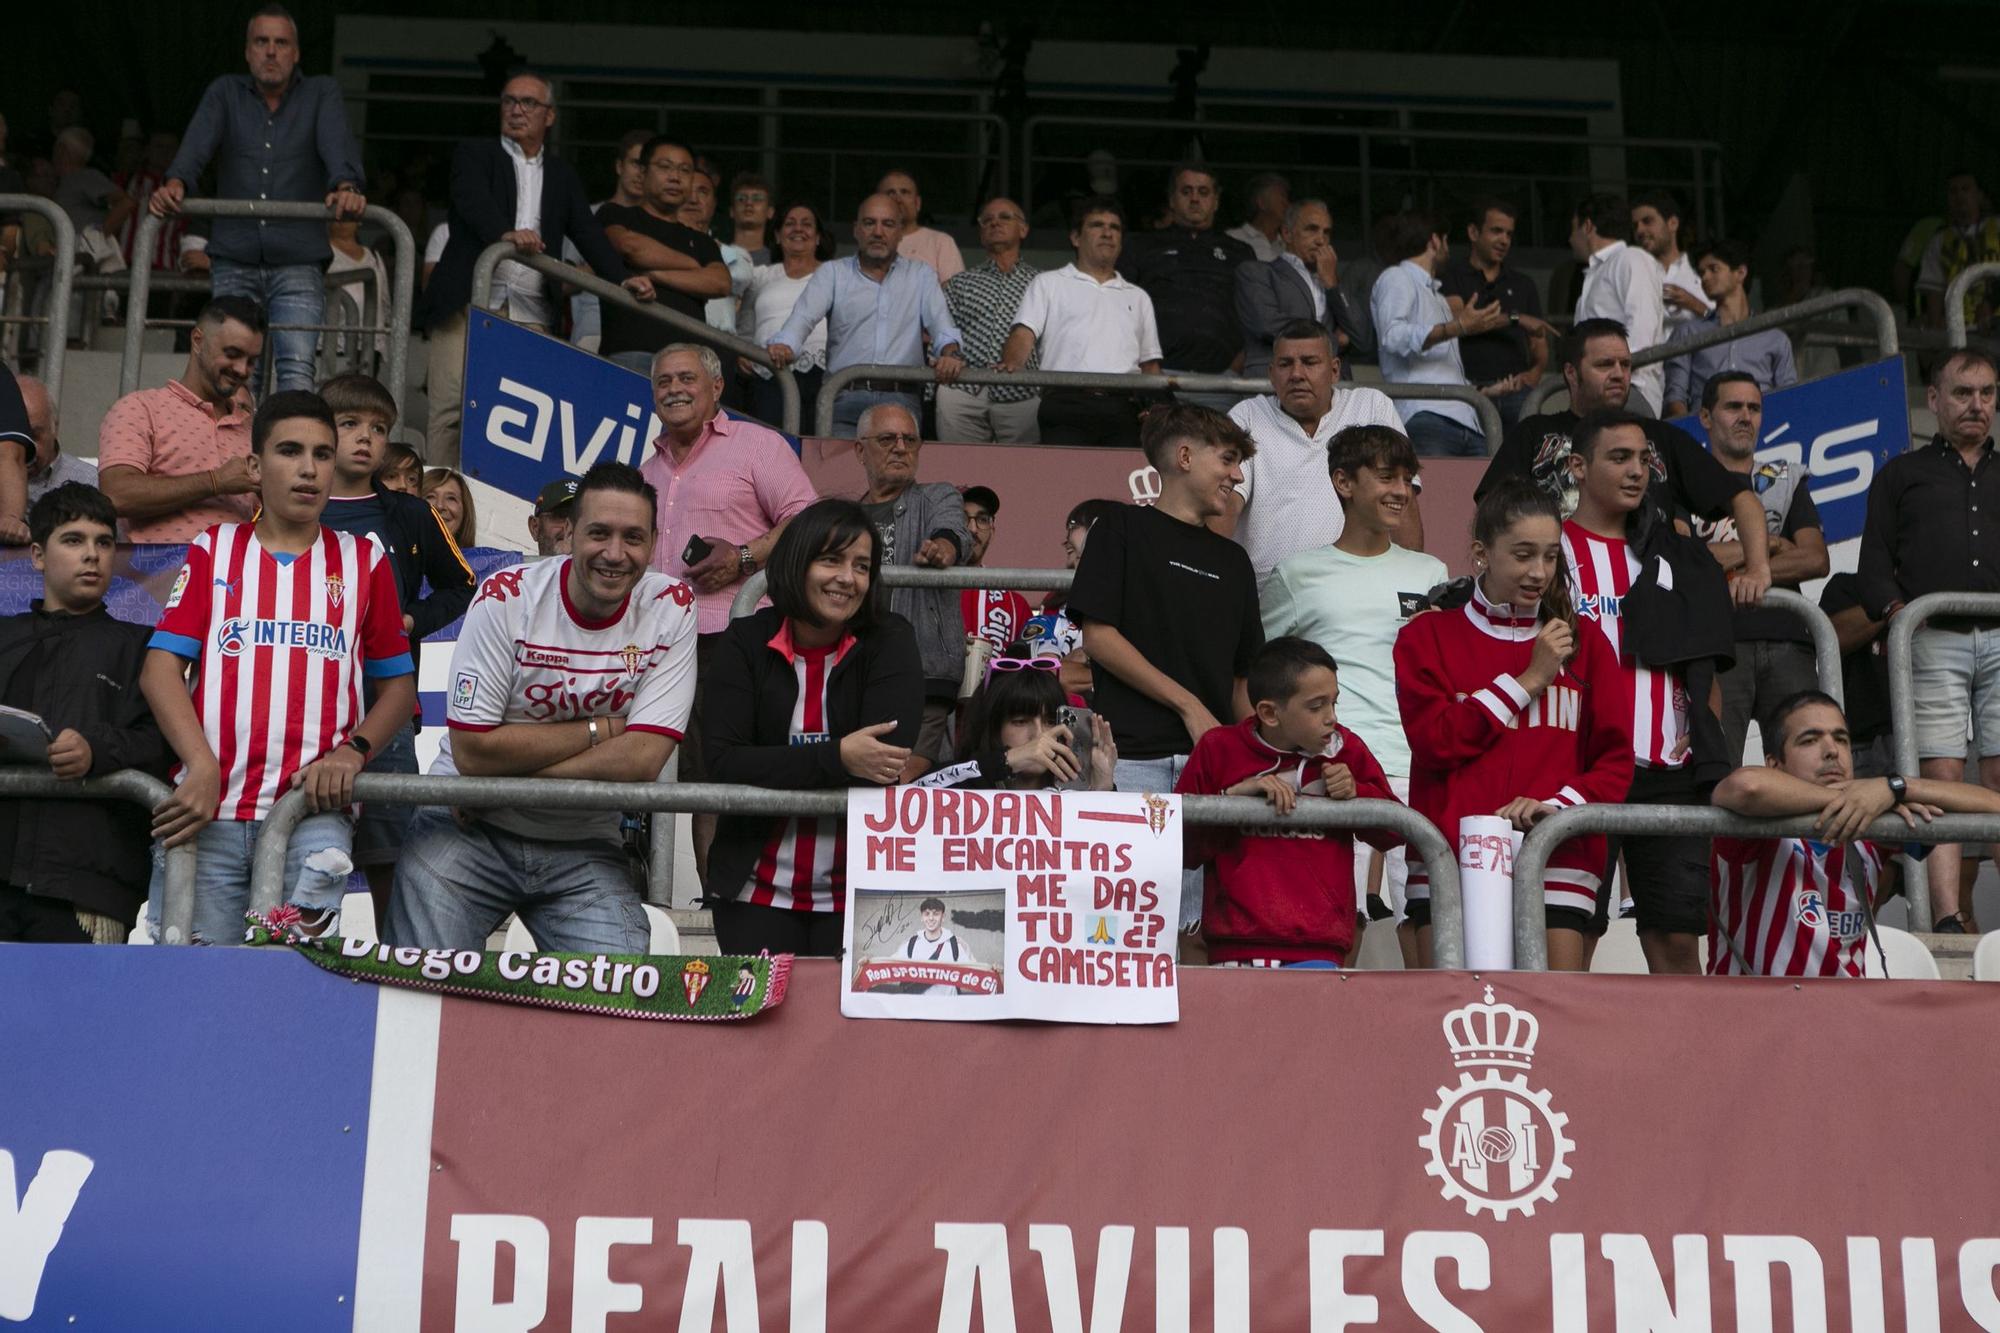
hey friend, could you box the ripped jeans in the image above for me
[148,811,354,945]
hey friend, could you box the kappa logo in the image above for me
[1419,985,1573,1221]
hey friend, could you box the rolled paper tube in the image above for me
[1458,815,1522,970]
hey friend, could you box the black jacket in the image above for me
[701,606,923,904]
[419,137,630,330]
[0,604,168,922]
[371,479,477,655]
[1621,517,1738,789]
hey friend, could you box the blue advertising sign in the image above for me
[1669,355,1911,545]
[458,313,660,504]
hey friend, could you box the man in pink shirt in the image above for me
[98,295,265,543]
[639,340,817,881]
[880,169,964,284]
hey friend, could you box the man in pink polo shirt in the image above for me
[639,340,817,881]
[97,295,266,543]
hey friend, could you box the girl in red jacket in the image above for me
[1394,477,1634,970]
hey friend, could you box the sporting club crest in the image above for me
[1419,985,1574,1220]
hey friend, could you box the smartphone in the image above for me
[682,535,713,567]
[1059,706,1095,790]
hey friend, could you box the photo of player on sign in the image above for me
[850,889,1004,997]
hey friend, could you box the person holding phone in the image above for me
[700,498,924,956]
[640,341,818,884]
[1438,198,1552,432]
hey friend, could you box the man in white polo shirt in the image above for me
[1226,319,1419,580]
[1000,194,1162,447]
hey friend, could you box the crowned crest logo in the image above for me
[1141,792,1174,838]
[621,643,645,674]
[1418,985,1573,1220]
[324,573,345,609]
[681,959,712,1007]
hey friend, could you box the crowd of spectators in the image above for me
[9,4,2000,985]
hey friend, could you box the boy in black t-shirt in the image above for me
[1067,404,1264,954]
[597,135,730,374]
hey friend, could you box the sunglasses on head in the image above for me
[983,655,1061,688]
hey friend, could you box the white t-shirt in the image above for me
[438,557,699,842]
[1576,241,1666,413]
[1229,389,1406,579]
[739,264,829,376]
[1659,251,1713,327]
[424,221,451,265]
[326,245,391,360]
[1258,542,1447,777]
[1011,263,1161,373]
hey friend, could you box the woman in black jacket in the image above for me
[701,498,923,956]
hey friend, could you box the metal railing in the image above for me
[470,242,801,436]
[247,774,1461,959]
[1523,287,1903,417]
[124,200,416,414]
[0,767,194,945]
[817,364,1506,452]
[1944,261,2000,349]
[1887,591,2000,928]
[1511,802,2000,971]
[1023,115,1727,247]
[0,194,77,401]
[1763,589,1843,707]
[732,562,1073,620]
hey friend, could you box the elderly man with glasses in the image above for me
[853,402,972,775]
[937,197,1042,443]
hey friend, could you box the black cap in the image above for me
[961,485,999,515]
[534,478,579,516]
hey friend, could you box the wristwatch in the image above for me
[737,544,755,575]
[346,734,372,761]
[1886,774,1908,803]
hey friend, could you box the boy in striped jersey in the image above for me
[142,392,416,943]
[1708,691,1999,976]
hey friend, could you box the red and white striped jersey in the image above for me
[961,588,1033,653]
[744,638,854,912]
[1561,520,1690,769]
[439,557,698,843]
[1709,836,1887,978]
[150,523,413,821]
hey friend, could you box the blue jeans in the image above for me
[351,721,418,867]
[148,810,355,945]
[384,807,650,952]
[830,389,919,439]
[1404,410,1489,458]
[1114,754,1205,930]
[209,259,325,392]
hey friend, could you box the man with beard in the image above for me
[1118,163,1255,412]
[98,295,268,543]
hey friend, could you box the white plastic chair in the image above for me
[502,915,537,952]
[1587,917,1649,974]
[1972,933,2000,982]
[339,891,378,944]
[644,903,681,954]
[1351,919,1405,971]
[1862,924,1942,980]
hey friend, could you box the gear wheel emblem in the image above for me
[1420,1069,1573,1221]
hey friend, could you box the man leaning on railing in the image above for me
[149,3,366,392]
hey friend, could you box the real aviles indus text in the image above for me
[444,1219,2000,1329]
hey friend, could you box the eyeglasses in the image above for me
[965,512,995,528]
[500,95,550,111]
[984,655,1061,687]
[862,432,920,448]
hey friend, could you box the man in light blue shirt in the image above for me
[1661,238,1799,418]
[768,193,965,437]
[1368,210,1505,457]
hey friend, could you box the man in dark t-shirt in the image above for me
[1117,164,1256,410]
[1438,198,1550,431]
[598,135,730,371]
[1067,405,1263,946]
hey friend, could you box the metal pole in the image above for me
[1944,261,2000,349]
[121,210,164,396]
[1514,803,2000,971]
[1887,591,2000,929]
[733,563,1074,620]
[249,778,1456,943]
[469,242,799,435]
[1629,288,1900,371]
[0,196,76,402]
[814,365,1504,452]
[1762,588,1843,707]
[0,767,193,943]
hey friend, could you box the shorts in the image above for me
[1909,624,2000,759]
[1605,765,1708,936]
[1402,897,1590,935]
[1355,775,1411,916]
[351,721,418,867]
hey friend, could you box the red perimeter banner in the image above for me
[417,964,2000,1330]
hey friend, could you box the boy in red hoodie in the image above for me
[1176,636,1402,966]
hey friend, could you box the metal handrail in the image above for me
[1944,261,2000,348]
[0,194,77,401]
[1512,803,2000,971]
[1522,287,1902,417]
[732,562,1072,620]
[1022,115,1725,239]
[816,364,1506,452]
[1762,589,1843,708]
[1886,591,2000,928]
[0,767,194,945]
[469,242,801,436]
[124,200,416,414]
[247,775,1461,956]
